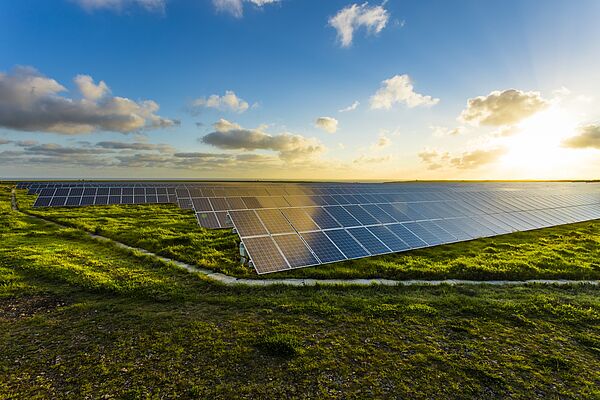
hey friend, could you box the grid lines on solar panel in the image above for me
[403,222,446,245]
[273,234,320,268]
[360,204,396,223]
[280,208,320,232]
[243,236,289,274]
[229,210,268,237]
[347,227,391,255]
[324,229,369,259]
[419,220,457,242]
[366,225,410,252]
[343,205,379,225]
[196,212,220,229]
[386,224,427,248]
[255,209,294,234]
[377,203,411,222]
[299,231,346,263]
[190,197,211,211]
[302,207,341,229]
[323,206,361,227]
[215,211,233,228]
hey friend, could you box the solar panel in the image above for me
[255,209,294,235]
[386,223,428,248]
[323,206,361,227]
[229,210,268,237]
[300,231,346,263]
[324,229,369,259]
[19,180,600,275]
[366,225,410,252]
[243,236,289,274]
[196,212,220,229]
[273,234,319,268]
[347,227,391,255]
[302,207,341,229]
[280,208,320,232]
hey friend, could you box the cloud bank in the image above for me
[0,66,177,135]
[460,89,548,126]
[562,124,600,149]
[419,147,507,170]
[201,119,325,161]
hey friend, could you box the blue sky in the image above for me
[1,0,600,179]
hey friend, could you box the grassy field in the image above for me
[16,188,600,281]
[1,184,600,398]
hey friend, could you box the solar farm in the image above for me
[19,180,600,275]
[2,180,600,398]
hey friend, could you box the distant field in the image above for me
[15,188,600,281]
[1,184,600,399]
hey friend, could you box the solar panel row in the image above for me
[17,181,600,274]
[237,203,600,273]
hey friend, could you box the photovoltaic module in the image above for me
[18,181,600,274]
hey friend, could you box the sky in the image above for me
[1,0,600,180]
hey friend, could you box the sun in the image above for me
[498,105,582,178]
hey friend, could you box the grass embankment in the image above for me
[1,185,600,398]
[16,189,600,281]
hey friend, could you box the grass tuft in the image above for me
[254,333,302,357]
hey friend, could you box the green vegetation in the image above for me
[2,184,600,398]
[16,189,600,281]
[16,189,249,277]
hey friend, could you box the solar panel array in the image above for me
[19,181,600,274]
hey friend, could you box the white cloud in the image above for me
[201,119,326,161]
[192,90,250,113]
[213,0,278,18]
[339,101,359,112]
[370,133,391,150]
[213,118,242,132]
[431,125,464,137]
[418,147,507,170]
[353,155,392,164]
[74,75,110,101]
[562,124,600,149]
[329,2,389,47]
[315,117,338,133]
[370,74,439,110]
[0,66,177,134]
[459,89,548,126]
[73,0,166,12]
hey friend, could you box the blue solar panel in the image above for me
[300,231,346,263]
[347,227,390,255]
[324,206,361,227]
[367,225,410,252]
[324,229,369,259]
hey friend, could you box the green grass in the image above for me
[2,185,600,398]
[16,188,600,281]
